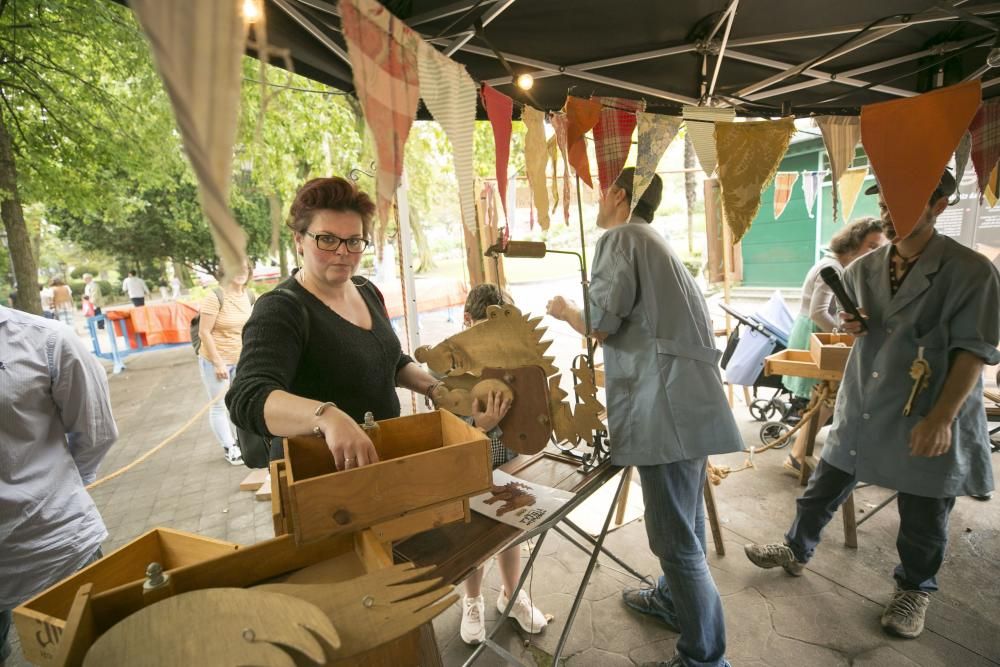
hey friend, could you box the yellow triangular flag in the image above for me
[838,166,868,223]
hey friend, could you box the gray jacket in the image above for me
[589,221,745,466]
[826,233,1000,497]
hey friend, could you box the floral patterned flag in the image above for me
[482,84,514,220]
[341,0,422,230]
[632,112,681,215]
[772,172,799,219]
[715,117,796,243]
[592,97,645,194]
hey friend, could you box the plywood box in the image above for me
[809,332,854,372]
[284,410,491,544]
[764,349,843,382]
[14,528,238,666]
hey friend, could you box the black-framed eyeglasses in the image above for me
[305,231,370,253]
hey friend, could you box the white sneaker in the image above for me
[224,445,243,466]
[497,587,547,634]
[460,595,486,644]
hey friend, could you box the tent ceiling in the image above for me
[250,0,1000,117]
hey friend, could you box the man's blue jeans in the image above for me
[637,458,730,667]
[785,459,956,592]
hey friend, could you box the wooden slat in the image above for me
[239,469,268,491]
[51,584,94,667]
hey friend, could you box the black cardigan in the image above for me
[226,275,413,438]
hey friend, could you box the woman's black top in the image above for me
[226,274,413,438]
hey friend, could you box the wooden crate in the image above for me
[809,332,854,372]
[764,349,843,382]
[14,528,238,666]
[284,410,491,544]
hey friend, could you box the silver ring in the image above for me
[344,457,356,463]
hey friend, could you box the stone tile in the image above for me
[762,633,848,667]
[626,637,678,664]
[768,590,887,655]
[565,647,633,666]
[514,592,593,658]
[851,645,920,666]
[720,588,772,663]
[590,594,676,655]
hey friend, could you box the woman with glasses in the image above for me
[226,176,441,470]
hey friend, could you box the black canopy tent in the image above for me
[250,0,1000,117]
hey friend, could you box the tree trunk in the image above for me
[0,107,41,314]
[408,208,435,273]
[684,133,698,256]
[268,192,289,279]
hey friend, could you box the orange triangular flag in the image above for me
[565,97,602,188]
[860,81,980,239]
[838,166,868,223]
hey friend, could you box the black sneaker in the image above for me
[622,587,679,632]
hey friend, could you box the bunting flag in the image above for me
[815,116,861,224]
[565,96,602,188]
[550,112,572,224]
[632,112,681,215]
[592,97,645,194]
[772,172,799,219]
[129,0,248,279]
[341,0,422,230]
[417,42,477,233]
[861,80,981,239]
[838,166,868,223]
[715,117,796,243]
[522,106,551,230]
[547,135,560,216]
[970,99,1000,197]
[954,131,972,188]
[683,105,736,177]
[987,164,1000,208]
[481,84,514,219]
[802,170,825,218]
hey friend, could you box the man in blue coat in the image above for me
[548,168,744,667]
[745,170,1000,639]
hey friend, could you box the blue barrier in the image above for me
[86,314,189,374]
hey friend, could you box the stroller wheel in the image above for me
[760,421,791,448]
[749,399,775,422]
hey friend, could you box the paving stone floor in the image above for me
[6,282,999,666]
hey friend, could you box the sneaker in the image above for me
[459,595,486,644]
[880,586,930,639]
[224,445,243,466]
[743,543,805,576]
[621,587,679,632]
[497,587,547,634]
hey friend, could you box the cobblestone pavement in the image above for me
[6,282,999,666]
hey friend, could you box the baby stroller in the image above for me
[718,294,804,447]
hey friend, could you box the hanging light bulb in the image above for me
[242,0,262,24]
[515,73,534,91]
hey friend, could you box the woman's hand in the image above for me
[319,410,380,471]
[213,362,229,380]
[546,296,573,321]
[837,307,868,336]
[472,390,511,432]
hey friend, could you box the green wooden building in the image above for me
[740,135,879,288]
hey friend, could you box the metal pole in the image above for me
[575,177,596,369]
[708,0,739,100]
[396,172,421,354]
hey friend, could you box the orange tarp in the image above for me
[860,81,981,239]
[107,302,198,348]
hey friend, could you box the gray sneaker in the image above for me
[880,586,929,639]
[743,543,805,576]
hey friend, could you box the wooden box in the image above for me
[764,348,843,382]
[14,528,238,666]
[809,332,854,372]
[284,410,491,544]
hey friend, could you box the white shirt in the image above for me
[122,276,148,299]
[0,307,118,608]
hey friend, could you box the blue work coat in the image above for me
[827,233,1000,497]
[589,221,745,466]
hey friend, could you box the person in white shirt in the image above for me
[0,306,118,664]
[170,276,181,300]
[121,270,150,307]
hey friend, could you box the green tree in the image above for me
[0,0,181,313]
